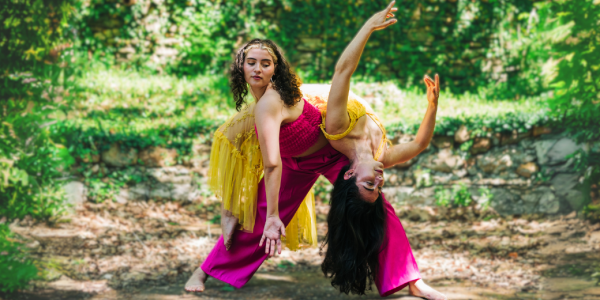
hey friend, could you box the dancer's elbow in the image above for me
[263,162,282,172]
[414,140,430,152]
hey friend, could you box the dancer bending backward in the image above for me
[319,2,447,299]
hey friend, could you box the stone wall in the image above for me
[64,127,596,217]
[383,132,596,216]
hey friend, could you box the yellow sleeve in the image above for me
[207,103,319,250]
[304,92,366,141]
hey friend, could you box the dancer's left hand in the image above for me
[424,74,440,106]
[260,215,286,257]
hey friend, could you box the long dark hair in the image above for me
[230,39,303,111]
[321,164,386,295]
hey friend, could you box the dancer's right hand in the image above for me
[260,215,286,257]
[364,1,398,32]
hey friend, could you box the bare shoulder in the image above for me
[255,90,283,111]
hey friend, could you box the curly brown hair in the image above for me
[230,39,303,111]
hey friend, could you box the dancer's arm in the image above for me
[255,95,287,257]
[326,1,398,134]
[382,74,440,168]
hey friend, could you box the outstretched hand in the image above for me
[259,215,286,257]
[364,1,398,32]
[424,74,440,106]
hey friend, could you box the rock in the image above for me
[114,188,129,204]
[387,174,399,185]
[101,143,138,167]
[148,166,192,184]
[520,138,534,149]
[129,180,200,202]
[532,126,552,137]
[432,136,453,149]
[591,141,600,154]
[63,182,87,205]
[516,162,539,178]
[149,183,199,201]
[490,188,523,215]
[120,271,146,283]
[129,183,150,200]
[452,169,468,178]
[393,157,417,169]
[501,131,531,146]
[138,146,178,167]
[534,139,557,165]
[424,149,465,173]
[521,187,559,214]
[551,173,585,211]
[81,153,100,164]
[478,151,513,174]
[471,138,491,155]
[546,138,582,166]
[454,125,471,143]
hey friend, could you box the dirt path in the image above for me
[5,269,600,300]
[3,200,600,299]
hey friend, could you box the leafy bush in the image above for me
[0,224,39,293]
[1,0,76,222]
[434,184,493,209]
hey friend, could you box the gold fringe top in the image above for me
[207,101,317,251]
[305,92,390,161]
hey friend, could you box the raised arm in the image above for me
[325,1,398,134]
[254,95,287,257]
[382,74,440,168]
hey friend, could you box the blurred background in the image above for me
[1,0,600,298]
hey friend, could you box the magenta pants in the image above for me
[201,144,420,296]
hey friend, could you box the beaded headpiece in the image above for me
[243,44,278,64]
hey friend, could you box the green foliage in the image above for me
[435,184,493,209]
[0,224,39,293]
[541,0,600,142]
[313,176,333,204]
[1,0,77,222]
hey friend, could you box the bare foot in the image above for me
[408,279,447,300]
[221,205,239,251]
[184,267,208,292]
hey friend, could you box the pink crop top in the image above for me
[255,98,322,157]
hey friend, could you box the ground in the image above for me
[2,199,600,300]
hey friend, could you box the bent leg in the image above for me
[376,195,421,297]
[201,166,319,288]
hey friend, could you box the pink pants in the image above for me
[201,144,420,296]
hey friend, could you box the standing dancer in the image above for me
[319,2,446,299]
[184,38,351,292]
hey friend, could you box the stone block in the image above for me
[424,149,464,173]
[148,166,192,184]
[454,125,471,143]
[477,151,513,174]
[470,137,491,155]
[501,131,531,146]
[532,126,552,137]
[101,143,138,167]
[521,187,559,214]
[551,173,586,211]
[432,136,454,149]
[138,146,178,167]
[545,138,582,166]
[516,162,539,178]
[490,188,523,215]
[63,181,87,205]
